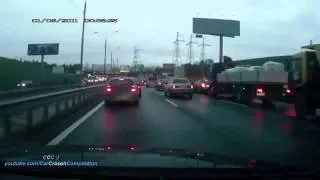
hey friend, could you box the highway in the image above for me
[17,87,320,168]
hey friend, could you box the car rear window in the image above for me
[172,79,189,83]
[109,78,134,85]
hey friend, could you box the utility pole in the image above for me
[173,32,184,66]
[199,36,211,62]
[117,57,119,69]
[104,39,107,76]
[186,34,197,64]
[133,46,140,72]
[80,1,86,74]
[110,52,113,74]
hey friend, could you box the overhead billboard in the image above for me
[27,43,59,55]
[193,18,240,37]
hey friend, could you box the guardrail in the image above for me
[0,84,105,140]
[0,84,82,100]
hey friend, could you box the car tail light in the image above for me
[189,84,194,88]
[283,88,293,96]
[256,88,265,96]
[105,85,112,92]
[131,85,137,92]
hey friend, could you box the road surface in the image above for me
[46,87,320,168]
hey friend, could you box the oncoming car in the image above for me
[164,77,194,99]
[104,77,140,105]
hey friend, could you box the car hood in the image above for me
[0,145,306,169]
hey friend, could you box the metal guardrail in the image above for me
[0,84,83,100]
[0,84,105,139]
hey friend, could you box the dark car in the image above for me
[104,77,140,105]
[146,77,157,88]
[194,79,210,94]
[155,79,168,91]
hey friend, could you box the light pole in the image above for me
[94,30,119,76]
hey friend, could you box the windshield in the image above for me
[0,0,318,173]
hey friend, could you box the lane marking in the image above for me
[47,101,104,145]
[219,100,248,108]
[165,99,178,107]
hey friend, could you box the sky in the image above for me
[0,0,319,66]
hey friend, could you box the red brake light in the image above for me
[131,85,137,92]
[105,84,112,92]
[130,146,136,151]
[256,88,263,93]
[256,88,265,96]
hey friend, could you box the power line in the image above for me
[68,0,82,12]
[198,36,211,62]
[186,34,197,64]
[172,32,184,66]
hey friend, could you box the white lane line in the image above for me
[165,99,178,107]
[219,100,248,108]
[47,101,104,145]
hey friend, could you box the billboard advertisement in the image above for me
[193,18,240,37]
[27,43,59,55]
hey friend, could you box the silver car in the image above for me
[164,78,194,99]
[104,77,140,105]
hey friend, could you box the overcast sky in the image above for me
[0,0,319,66]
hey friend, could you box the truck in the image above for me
[209,44,320,120]
[174,64,205,84]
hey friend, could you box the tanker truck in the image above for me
[209,44,320,121]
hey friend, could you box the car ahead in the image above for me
[132,78,142,98]
[194,79,210,94]
[104,77,140,105]
[164,78,194,99]
[146,77,157,88]
[137,79,146,86]
[155,79,167,91]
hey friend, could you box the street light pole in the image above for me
[110,52,113,74]
[104,39,107,76]
[80,1,87,74]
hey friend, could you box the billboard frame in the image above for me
[192,18,240,63]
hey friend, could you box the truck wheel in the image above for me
[295,92,307,120]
